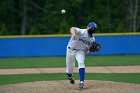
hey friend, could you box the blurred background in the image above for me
[0,0,140,35]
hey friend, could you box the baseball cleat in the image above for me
[68,77,75,84]
[78,83,84,90]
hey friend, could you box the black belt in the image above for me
[68,47,77,50]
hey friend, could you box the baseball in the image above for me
[61,9,66,14]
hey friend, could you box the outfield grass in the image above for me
[0,55,140,69]
[0,73,140,86]
[0,55,139,86]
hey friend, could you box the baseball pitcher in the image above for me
[66,22,101,90]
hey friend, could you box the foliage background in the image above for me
[0,0,139,35]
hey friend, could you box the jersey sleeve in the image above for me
[75,28,85,35]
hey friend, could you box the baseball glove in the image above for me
[89,42,101,52]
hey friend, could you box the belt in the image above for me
[68,47,77,50]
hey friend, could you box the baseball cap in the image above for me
[88,22,97,29]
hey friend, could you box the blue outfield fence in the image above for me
[0,33,140,57]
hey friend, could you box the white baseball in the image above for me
[61,9,66,14]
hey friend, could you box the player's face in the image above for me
[87,27,95,30]
[89,27,95,30]
[87,27,96,35]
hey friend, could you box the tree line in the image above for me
[0,0,139,35]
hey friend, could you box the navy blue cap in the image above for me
[88,22,97,29]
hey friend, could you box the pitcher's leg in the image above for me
[75,51,85,82]
[66,54,75,74]
[66,50,76,84]
[75,51,85,89]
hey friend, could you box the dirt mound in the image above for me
[0,80,140,93]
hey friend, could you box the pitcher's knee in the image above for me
[66,68,74,74]
[78,63,85,68]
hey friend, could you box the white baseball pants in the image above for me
[66,48,85,74]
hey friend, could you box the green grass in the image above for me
[85,55,140,66]
[0,55,140,69]
[0,57,66,68]
[0,73,140,86]
[0,55,139,86]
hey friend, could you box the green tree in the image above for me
[0,24,8,35]
[0,0,139,35]
[28,26,40,35]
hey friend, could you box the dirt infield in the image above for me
[0,66,140,75]
[0,80,140,93]
[0,66,140,93]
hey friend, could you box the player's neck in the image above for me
[88,34,92,37]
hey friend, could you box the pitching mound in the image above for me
[0,80,140,93]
